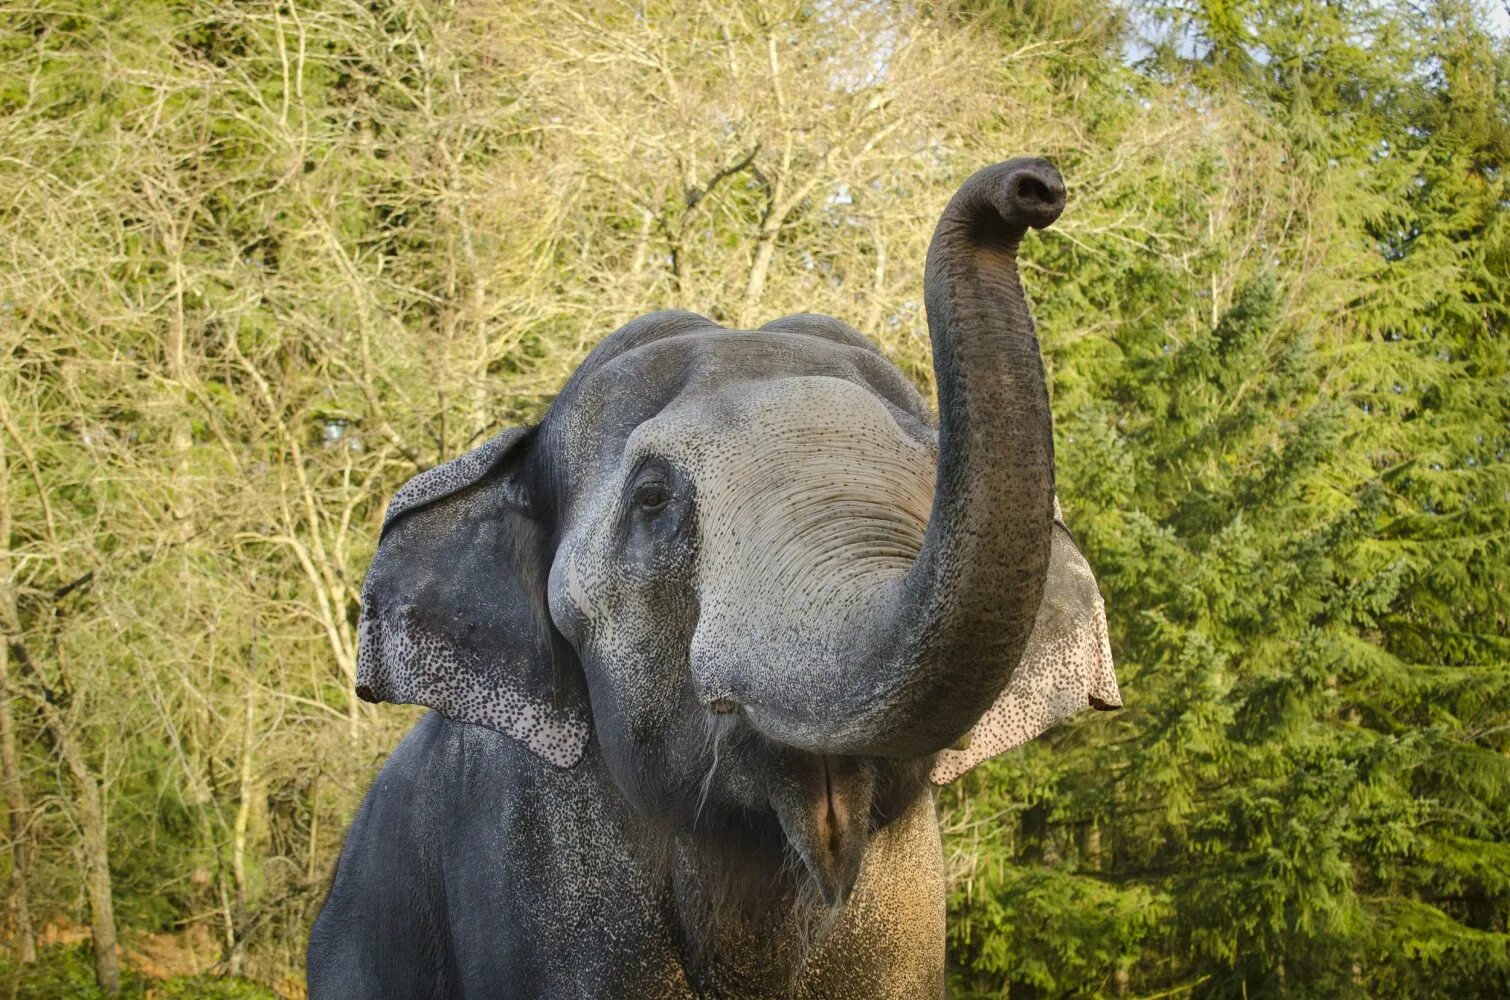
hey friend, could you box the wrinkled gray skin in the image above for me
[307,160,1119,998]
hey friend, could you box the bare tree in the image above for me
[0,0,1313,989]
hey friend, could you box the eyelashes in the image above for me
[634,480,674,513]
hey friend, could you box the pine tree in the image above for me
[946,1,1508,996]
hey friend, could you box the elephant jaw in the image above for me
[769,755,873,906]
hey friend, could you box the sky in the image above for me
[1490,1,1509,36]
[1120,0,1510,64]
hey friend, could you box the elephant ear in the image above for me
[356,428,590,768]
[930,500,1121,784]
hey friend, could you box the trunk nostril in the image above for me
[1014,175,1054,205]
[1003,166,1065,230]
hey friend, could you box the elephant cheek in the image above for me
[547,547,595,646]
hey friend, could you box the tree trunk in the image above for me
[227,682,255,976]
[54,723,119,995]
[1079,818,1102,872]
[0,643,35,966]
[0,441,36,965]
[18,683,118,993]
[306,772,321,885]
[740,211,781,327]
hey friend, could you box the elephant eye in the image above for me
[634,481,673,512]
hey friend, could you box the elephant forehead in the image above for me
[541,327,932,494]
[552,376,934,588]
[634,375,935,496]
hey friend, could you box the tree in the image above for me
[946,1,1509,996]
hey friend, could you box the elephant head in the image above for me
[355,159,1120,904]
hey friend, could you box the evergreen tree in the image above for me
[947,1,1509,996]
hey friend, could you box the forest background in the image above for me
[0,0,1505,996]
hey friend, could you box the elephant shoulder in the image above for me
[356,711,537,839]
[309,713,551,995]
[308,714,465,996]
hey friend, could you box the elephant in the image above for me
[306,158,1121,999]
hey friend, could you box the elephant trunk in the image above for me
[744,159,1064,758]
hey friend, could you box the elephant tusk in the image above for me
[948,729,972,752]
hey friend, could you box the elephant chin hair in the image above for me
[691,712,735,833]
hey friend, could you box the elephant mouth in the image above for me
[769,755,872,906]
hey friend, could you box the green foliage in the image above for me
[0,945,275,1000]
[947,1,1510,996]
[949,863,1168,996]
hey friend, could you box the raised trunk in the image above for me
[746,159,1065,757]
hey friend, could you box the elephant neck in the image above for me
[664,790,946,995]
[665,837,813,996]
